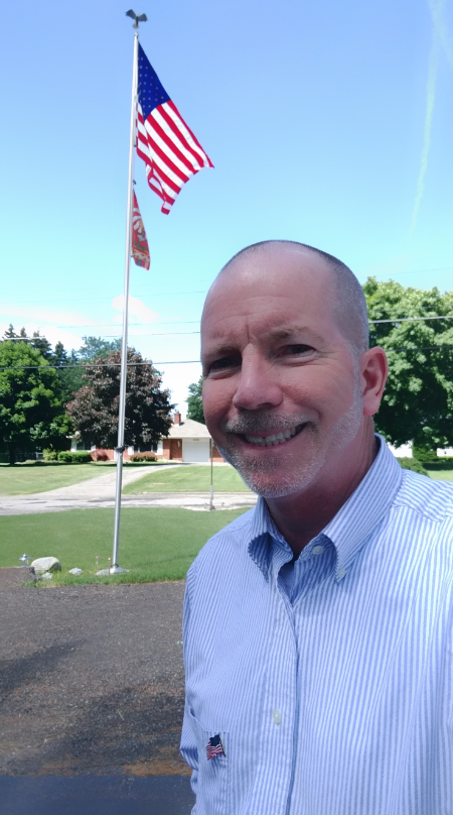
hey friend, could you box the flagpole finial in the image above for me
[125,9,147,28]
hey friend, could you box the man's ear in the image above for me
[360,347,388,416]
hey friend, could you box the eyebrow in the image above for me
[201,341,239,361]
[265,325,325,344]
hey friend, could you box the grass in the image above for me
[423,462,453,482]
[123,464,251,493]
[0,507,248,585]
[0,464,107,495]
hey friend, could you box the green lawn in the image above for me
[123,464,251,493]
[0,507,248,584]
[0,464,106,495]
[423,462,453,482]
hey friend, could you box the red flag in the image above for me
[136,44,213,214]
[132,190,150,270]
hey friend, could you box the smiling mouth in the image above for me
[241,423,307,447]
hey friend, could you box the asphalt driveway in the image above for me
[0,571,195,813]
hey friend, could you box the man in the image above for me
[180,240,453,814]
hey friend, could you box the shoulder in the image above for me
[394,469,453,523]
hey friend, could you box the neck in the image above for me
[265,427,379,556]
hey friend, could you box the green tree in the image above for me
[53,342,83,404]
[186,376,205,423]
[30,330,53,360]
[0,341,70,464]
[78,336,122,363]
[364,278,453,449]
[65,348,174,449]
[2,324,17,339]
[0,328,124,412]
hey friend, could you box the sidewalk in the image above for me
[0,467,257,515]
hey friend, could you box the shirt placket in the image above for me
[248,550,299,815]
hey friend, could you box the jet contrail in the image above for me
[410,29,440,234]
[428,0,453,70]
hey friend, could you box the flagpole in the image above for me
[110,18,143,573]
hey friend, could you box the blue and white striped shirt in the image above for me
[181,437,453,814]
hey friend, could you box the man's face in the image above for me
[201,246,367,499]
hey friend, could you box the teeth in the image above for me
[245,425,303,447]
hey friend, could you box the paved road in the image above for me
[1,775,195,815]
[0,466,257,515]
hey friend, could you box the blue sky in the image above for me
[1,0,452,413]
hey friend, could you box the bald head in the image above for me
[219,240,369,357]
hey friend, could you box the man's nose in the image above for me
[232,353,283,411]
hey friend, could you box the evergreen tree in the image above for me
[3,324,17,339]
[30,330,53,360]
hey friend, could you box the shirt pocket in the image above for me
[188,706,230,814]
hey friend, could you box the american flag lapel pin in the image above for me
[206,734,225,760]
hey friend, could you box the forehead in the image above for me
[201,247,337,341]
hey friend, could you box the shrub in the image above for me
[71,451,92,463]
[57,451,92,463]
[397,458,429,476]
[43,448,58,461]
[91,450,110,461]
[424,458,453,471]
[129,452,157,462]
[412,445,438,463]
[57,451,73,463]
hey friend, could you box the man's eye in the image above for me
[282,344,314,356]
[208,355,241,372]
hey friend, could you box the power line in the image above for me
[3,315,453,338]
[2,346,453,372]
[369,315,453,324]
[7,330,200,337]
[387,345,453,353]
[0,290,207,307]
[2,265,453,307]
[364,266,453,277]
[61,320,200,327]
[0,360,201,371]
[1,321,200,330]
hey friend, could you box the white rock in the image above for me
[30,557,61,574]
[68,568,83,576]
[40,572,53,580]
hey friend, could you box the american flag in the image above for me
[131,190,150,270]
[136,44,213,214]
[206,734,225,761]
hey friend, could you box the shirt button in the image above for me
[273,709,282,725]
[312,545,324,555]
[337,567,347,580]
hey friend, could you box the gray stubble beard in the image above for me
[215,382,364,499]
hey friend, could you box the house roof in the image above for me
[166,418,211,440]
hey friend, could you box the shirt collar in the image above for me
[248,435,403,581]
